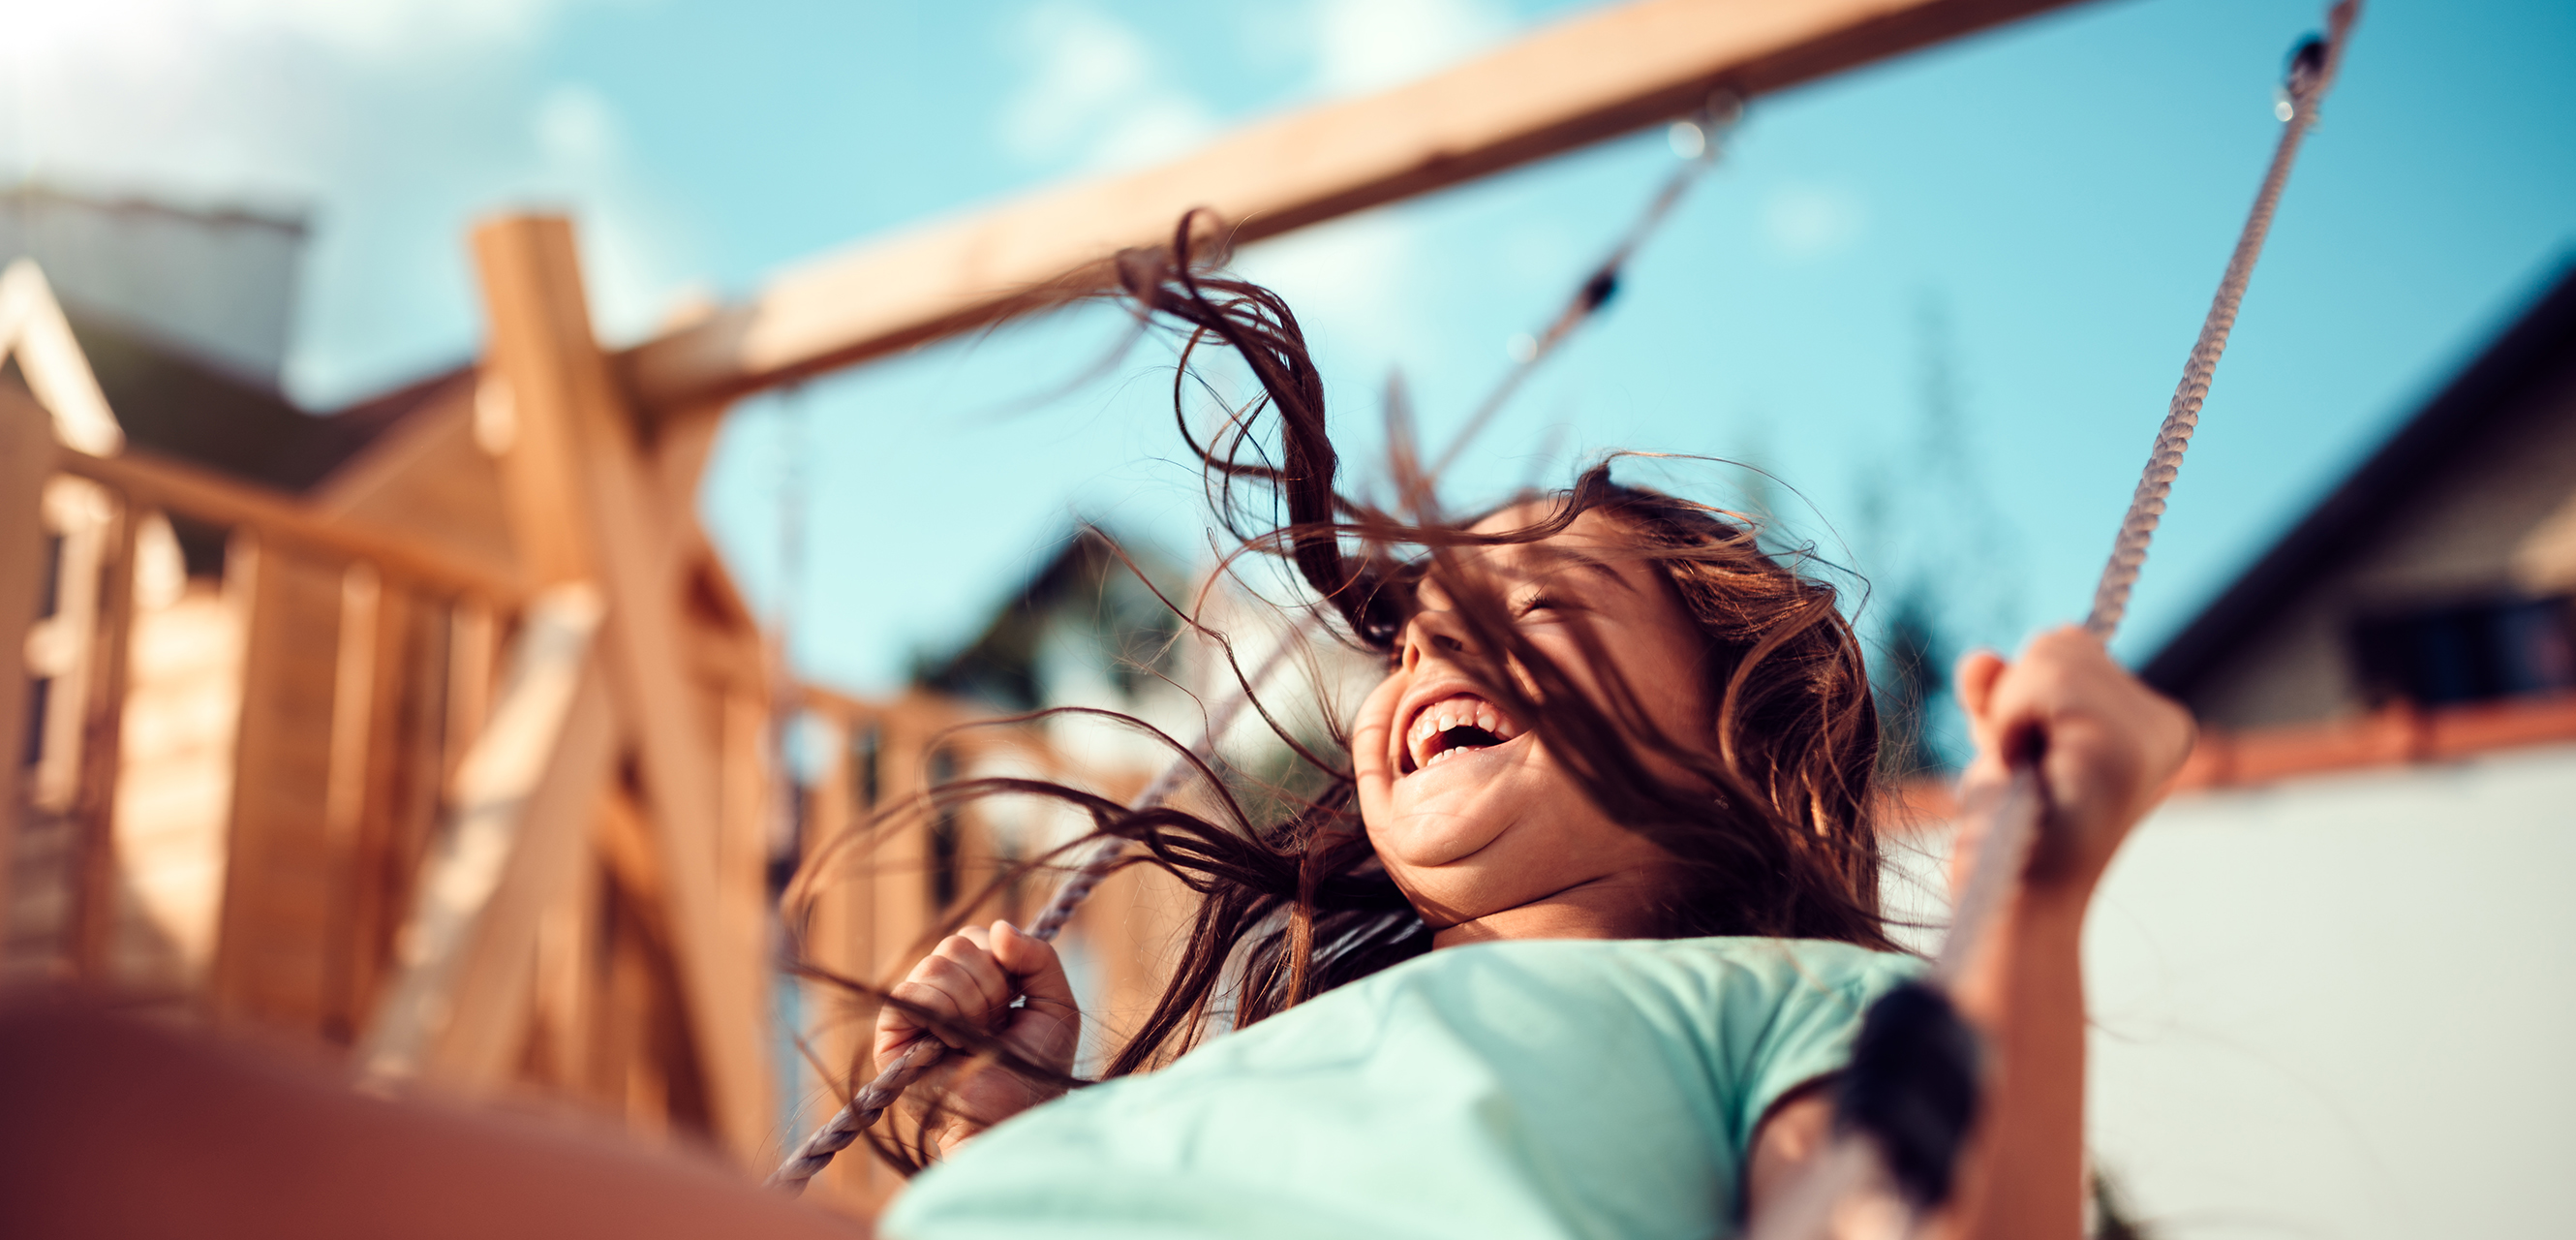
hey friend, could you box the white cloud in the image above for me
[1235,208,1420,358]
[534,83,623,169]
[0,0,701,405]
[997,2,1218,172]
[9,0,583,73]
[1305,0,1510,97]
[197,0,567,60]
[1763,184,1869,261]
[517,85,696,348]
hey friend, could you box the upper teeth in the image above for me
[1406,695,1518,769]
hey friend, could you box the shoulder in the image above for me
[1363,937,1922,1157]
[1401,935,1917,994]
[1644,936,1922,994]
[1329,935,1918,1035]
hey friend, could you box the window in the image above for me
[2351,594,2576,707]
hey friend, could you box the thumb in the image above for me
[990,920,1078,1014]
[1953,650,2007,733]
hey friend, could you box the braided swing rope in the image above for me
[1939,0,2357,986]
[2080,16,2353,644]
[1429,92,1741,480]
[765,99,1746,1196]
[1747,6,2359,1237]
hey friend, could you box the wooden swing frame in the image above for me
[0,0,2098,1210]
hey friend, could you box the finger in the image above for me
[990,921,1078,1016]
[928,932,1013,1024]
[877,946,968,1035]
[885,965,988,1051]
[886,942,1010,1048]
[1991,629,2116,757]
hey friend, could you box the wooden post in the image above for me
[472,214,771,1159]
[328,574,435,1038]
[314,562,382,1037]
[0,388,53,928]
[66,494,136,977]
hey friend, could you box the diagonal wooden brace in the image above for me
[469,215,771,1160]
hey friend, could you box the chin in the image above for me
[1369,802,1511,870]
[1372,742,1554,868]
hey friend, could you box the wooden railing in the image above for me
[4,402,529,1023]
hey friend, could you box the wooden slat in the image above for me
[337,584,448,1030]
[53,444,526,603]
[621,0,2088,415]
[716,686,772,1045]
[66,497,137,976]
[0,388,53,925]
[473,214,771,1158]
[26,479,113,815]
[443,601,499,787]
[528,815,600,1091]
[792,706,887,1213]
[207,536,350,1028]
[0,260,123,455]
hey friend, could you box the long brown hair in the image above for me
[798,217,1893,1174]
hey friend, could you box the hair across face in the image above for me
[1345,478,1894,948]
[1353,503,1717,940]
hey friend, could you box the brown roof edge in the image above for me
[1885,690,2576,826]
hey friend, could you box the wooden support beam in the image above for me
[52,444,525,604]
[621,0,2089,415]
[473,214,772,1159]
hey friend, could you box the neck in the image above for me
[1428,873,1668,948]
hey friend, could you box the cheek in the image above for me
[1627,630,1716,742]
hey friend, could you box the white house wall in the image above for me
[2083,744,2576,1238]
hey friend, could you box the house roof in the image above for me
[914,525,1182,711]
[2140,255,2576,698]
[32,307,469,495]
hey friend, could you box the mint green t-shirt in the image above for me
[882,936,1919,1240]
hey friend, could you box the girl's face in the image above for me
[1352,504,1712,940]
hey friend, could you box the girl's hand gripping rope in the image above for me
[1852,628,2194,1240]
[874,920,1082,1157]
[1950,626,2196,906]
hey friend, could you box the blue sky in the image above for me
[9,0,2571,698]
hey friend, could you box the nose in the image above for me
[1399,597,1476,673]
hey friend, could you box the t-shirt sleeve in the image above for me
[1732,946,1925,1155]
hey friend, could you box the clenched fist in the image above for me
[873,920,1082,1156]
[1952,626,2197,900]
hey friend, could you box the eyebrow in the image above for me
[1532,547,1637,594]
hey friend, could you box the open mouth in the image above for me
[1401,692,1525,775]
